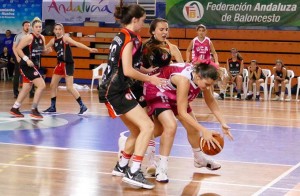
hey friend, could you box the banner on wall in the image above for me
[166,0,300,28]
[42,0,118,24]
[0,0,42,33]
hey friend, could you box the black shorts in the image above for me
[20,60,42,82]
[104,89,139,118]
[131,81,147,108]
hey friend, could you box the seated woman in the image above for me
[219,48,244,100]
[245,60,265,101]
[271,59,289,101]
[0,46,14,77]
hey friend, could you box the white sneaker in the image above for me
[145,144,156,176]
[155,165,169,183]
[272,95,280,101]
[285,97,291,102]
[118,134,127,159]
[279,97,284,101]
[146,163,156,177]
[194,158,221,171]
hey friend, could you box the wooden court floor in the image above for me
[0,81,299,196]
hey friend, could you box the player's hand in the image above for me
[90,48,98,53]
[221,124,233,141]
[26,59,34,67]
[201,129,221,150]
[149,75,167,86]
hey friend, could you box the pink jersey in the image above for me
[191,36,211,62]
[144,63,201,116]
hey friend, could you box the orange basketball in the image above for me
[200,134,224,156]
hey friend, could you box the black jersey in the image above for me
[251,67,265,80]
[142,37,172,69]
[228,58,242,76]
[22,33,44,67]
[54,36,74,63]
[99,28,142,102]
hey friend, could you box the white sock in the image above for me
[13,102,21,109]
[146,140,156,165]
[159,155,168,166]
[192,148,206,163]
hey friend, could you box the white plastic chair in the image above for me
[90,63,107,91]
[0,67,9,81]
[269,70,294,100]
[252,69,271,100]
[296,76,300,101]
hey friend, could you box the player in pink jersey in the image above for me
[144,60,234,182]
[186,24,219,65]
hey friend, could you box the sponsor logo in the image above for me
[183,1,204,22]
[125,93,133,100]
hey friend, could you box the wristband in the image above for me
[22,56,29,62]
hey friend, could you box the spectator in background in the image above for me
[245,60,265,101]
[219,48,244,100]
[185,24,219,65]
[271,59,289,101]
[1,30,14,55]
[0,46,14,78]
[12,21,31,98]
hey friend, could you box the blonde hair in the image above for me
[31,17,42,27]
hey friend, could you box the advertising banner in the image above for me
[166,0,300,28]
[42,0,118,24]
[0,0,42,33]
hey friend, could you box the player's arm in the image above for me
[281,68,287,81]
[169,42,184,63]
[12,35,21,63]
[239,59,244,75]
[41,35,52,54]
[64,35,98,53]
[210,41,219,65]
[16,34,34,67]
[185,40,193,63]
[122,41,164,86]
[256,67,262,78]
[172,75,217,148]
[202,87,233,140]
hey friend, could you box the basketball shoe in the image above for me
[145,140,156,176]
[155,163,169,183]
[10,107,24,118]
[112,162,128,177]
[122,168,155,189]
[78,105,88,115]
[42,106,56,114]
[194,158,221,170]
[30,108,43,119]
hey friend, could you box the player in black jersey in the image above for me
[42,23,98,115]
[221,48,244,100]
[99,3,166,190]
[10,17,49,119]
[271,59,289,101]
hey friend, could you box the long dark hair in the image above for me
[114,1,145,25]
[194,61,219,81]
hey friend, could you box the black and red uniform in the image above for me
[53,36,75,76]
[99,28,143,118]
[19,33,44,83]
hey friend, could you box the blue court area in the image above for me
[0,112,299,195]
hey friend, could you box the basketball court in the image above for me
[0,82,299,195]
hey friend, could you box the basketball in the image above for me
[200,134,224,156]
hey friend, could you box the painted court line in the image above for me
[0,162,298,194]
[0,142,294,168]
[252,161,300,195]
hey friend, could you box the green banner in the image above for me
[166,0,300,27]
